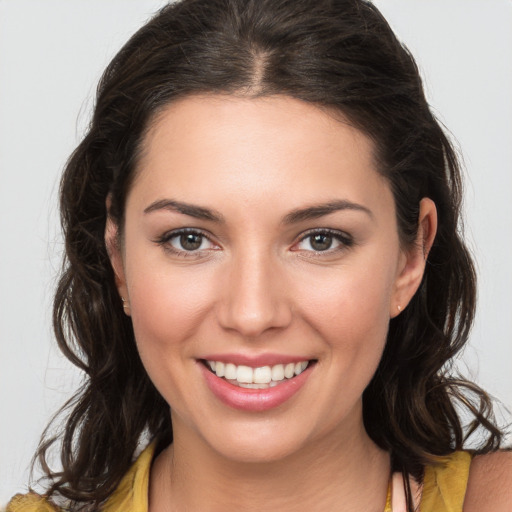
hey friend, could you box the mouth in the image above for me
[202,359,315,389]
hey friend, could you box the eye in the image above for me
[303,233,335,251]
[171,232,208,251]
[293,229,353,253]
[155,228,218,256]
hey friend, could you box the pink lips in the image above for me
[199,357,314,412]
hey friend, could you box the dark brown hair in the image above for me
[34,0,506,509]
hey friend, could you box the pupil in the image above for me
[311,234,332,251]
[180,233,202,250]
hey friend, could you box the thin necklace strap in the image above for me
[390,472,423,512]
[391,473,407,512]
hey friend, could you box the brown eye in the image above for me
[310,233,333,251]
[161,229,216,253]
[294,229,354,254]
[179,233,203,251]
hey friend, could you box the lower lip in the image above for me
[199,362,313,412]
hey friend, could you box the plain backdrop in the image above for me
[1,0,511,505]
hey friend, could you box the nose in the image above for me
[216,251,292,338]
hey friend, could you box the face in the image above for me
[110,95,431,463]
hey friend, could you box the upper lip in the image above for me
[199,353,313,367]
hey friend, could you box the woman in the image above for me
[7,0,512,511]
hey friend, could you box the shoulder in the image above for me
[420,450,472,512]
[463,450,512,512]
[5,493,62,512]
[5,443,157,512]
[102,441,157,512]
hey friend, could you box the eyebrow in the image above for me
[143,199,225,222]
[282,200,373,224]
[143,198,373,224]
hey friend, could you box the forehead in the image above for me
[131,94,391,216]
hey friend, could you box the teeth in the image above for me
[284,362,295,379]
[224,363,237,380]
[206,359,310,385]
[253,366,271,384]
[238,382,272,389]
[294,361,308,375]
[236,365,253,383]
[216,361,225,377]
[271,364,285,381]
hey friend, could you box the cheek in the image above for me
[124,261,222,415]
[295,257,395,377]
[298,260,394,334]
[125,257,218,357]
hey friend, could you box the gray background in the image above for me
[1,0,511,504]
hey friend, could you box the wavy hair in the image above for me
[34,0,505,508]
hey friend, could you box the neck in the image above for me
[149,412,390,512]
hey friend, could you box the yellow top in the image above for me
[420,451,472,512]
[6,445,472,512]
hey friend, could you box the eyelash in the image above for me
[293,228,354,255]
[154,228,354,258]
[154,228,218,258]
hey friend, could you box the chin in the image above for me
[212,434,309,464]
[189,415,316,465]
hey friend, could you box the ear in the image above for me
[105,196,130,316]
[390,197,437,318]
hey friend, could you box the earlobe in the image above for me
[391,198,437,317]
[105,199,130,315]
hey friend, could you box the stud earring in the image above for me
[121,297,130,313]
[397,305,402,312]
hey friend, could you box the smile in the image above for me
[205,360,310,389]
[200,358,315,411]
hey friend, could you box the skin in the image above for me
[107,95,438,511]
[464,451,512,511]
